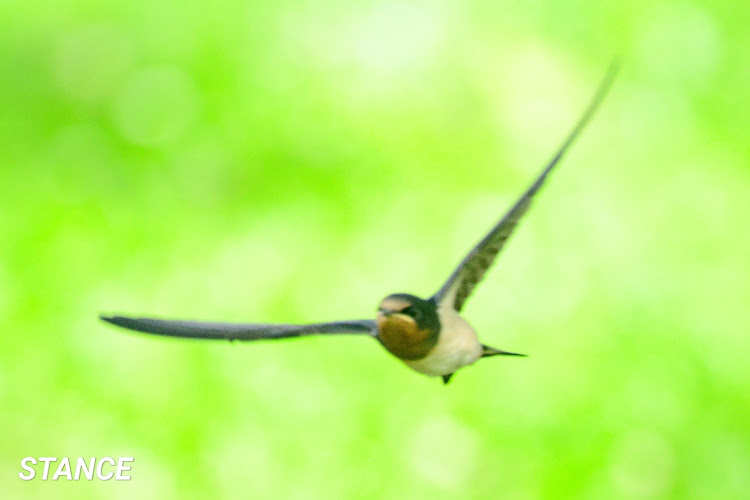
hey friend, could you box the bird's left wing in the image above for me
[100,315,377,341]
[433,62,618,312]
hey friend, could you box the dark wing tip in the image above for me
[99,315,160,334]
[98,314,206,338]
[100,314,139,327]
[99,314,125,326]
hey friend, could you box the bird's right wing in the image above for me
[100,315,377,341]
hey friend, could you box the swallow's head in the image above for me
[376,293,440,360]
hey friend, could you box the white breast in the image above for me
[404,306,483,377]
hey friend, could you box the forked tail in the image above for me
[441,345,526,384]
[481,344,527,357]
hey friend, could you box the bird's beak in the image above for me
[378,308,394,317]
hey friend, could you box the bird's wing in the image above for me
[100,315,377,341]
[433,62,618,312]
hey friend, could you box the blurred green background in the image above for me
[2,0,749,498]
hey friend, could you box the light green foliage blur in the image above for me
[1,0,749,498]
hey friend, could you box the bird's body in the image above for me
[101,63,617,384]
[405,305,482,377]
[374,293,482,377]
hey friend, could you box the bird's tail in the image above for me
[481,344,527,357]
[440,346,526,385]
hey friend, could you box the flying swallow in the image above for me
[101,64,617,384]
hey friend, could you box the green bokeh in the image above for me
[2,1,748,498]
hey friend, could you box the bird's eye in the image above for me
[402,306,420,319]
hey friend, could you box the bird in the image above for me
[101,63,617,384]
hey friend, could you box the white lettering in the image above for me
[39,457,56,480]
[96,457,115,480]
[116,457,133,480]
[52,457,72,481]
[74,457,95,480]
[19,457,134,480]
[19,457,36,480]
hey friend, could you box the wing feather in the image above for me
[433,62,618,311]
[100,315,377,341]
